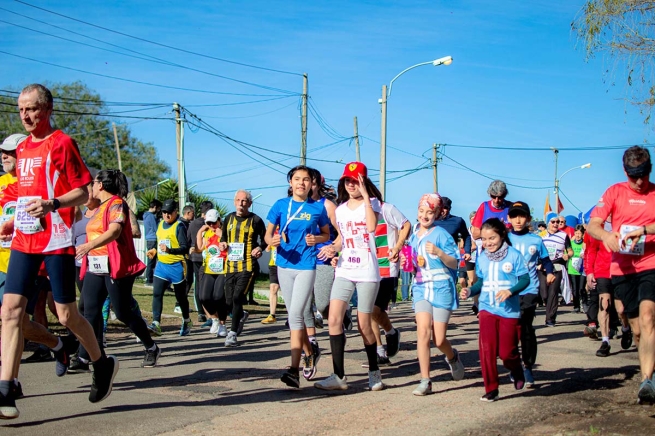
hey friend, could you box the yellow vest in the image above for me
[156,221,185,264]
[0,173,17,273]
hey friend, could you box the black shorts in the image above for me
[269,265,279,285]
[5,251,77,305]
[596,278,614,296]
[466,261,476,272]
[612,270,655,319]
[520,293,540,311]
[458,267,467,279]
[374,277,398,310]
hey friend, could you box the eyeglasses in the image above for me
[490,195,505,200]
[549,220,559,224]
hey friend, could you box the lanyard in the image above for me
[281,198,306,235]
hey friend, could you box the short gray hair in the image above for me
[234,189,253,202]
[20,84,53,111]
[487,180,508,198]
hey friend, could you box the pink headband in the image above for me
[418,193,442,212]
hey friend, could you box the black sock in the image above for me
[329,333,346,378]
[0,380,11,397]
[288,367,299,375]
[365,343,379,371]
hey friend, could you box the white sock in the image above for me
[51,337,63,352]
[78,356,89,364]
[622,326,631,332]
[384,328,395,336]
[147,344,157,352]
[602,336,609,343]
[377,345,386,357]
[309,336,317,345]
[153,320,160,326]
[13,378,19,386]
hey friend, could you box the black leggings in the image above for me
[199,273,228,321]
[586,284,599,325]
[152,277,189,322]
[79,273,154,360]
[539,269,562,323]
[519,294,539,369]
[569,274,584,309]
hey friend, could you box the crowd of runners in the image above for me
[1,83,655,419]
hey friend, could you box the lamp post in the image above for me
[554,160,591,213]
[379,56,452,200]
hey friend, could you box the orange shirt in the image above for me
[87,198,126,257]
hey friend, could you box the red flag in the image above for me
[557,195,564,214]
[544,192,552,219]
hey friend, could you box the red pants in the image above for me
[478,310,522,393]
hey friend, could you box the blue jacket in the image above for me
[143,211,158,241]
[434,213,471,254]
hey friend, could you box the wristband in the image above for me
[52,199,61,211]
[644,226,648,236]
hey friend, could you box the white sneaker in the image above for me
[217,324,228,337]
[209,319,220,335]
[173,306,182,314]
[446,349,465,381]
[314,373,348,391]
[368,370,384,391]
[225,331,238,347]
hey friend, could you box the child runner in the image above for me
[402,193,464,396]
[314,162,384,391]
[568,225,586,313]
[460,218,530,402]
[507,201,554,387]
[265,165,330,388]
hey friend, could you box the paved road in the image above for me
[3,302,655,435]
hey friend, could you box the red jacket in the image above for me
[584,232,611,279]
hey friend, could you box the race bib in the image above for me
[228,242,245,261]
[15,196,44,234]
[620,225,645,256]
[208,256,224,274]
[0,215,12,248]
[88,255,109,274]
[571,257,583,272]
[340,248,369,269]
[158,239,171,255]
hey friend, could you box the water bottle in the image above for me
[401,243,414,273]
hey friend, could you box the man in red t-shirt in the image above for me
[0,84,118,419]
[557,216,575,238]
[588,145,655,405]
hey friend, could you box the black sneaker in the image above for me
[10,381,23,400]
[68,357,91,374]
[386,328,401,357]
[25,347,53,363]
[236,311,249,336]
[141,345,162,368]
[361,354,391,368]
[53,335,79,377]
[0,391,19,419]
[281,369,300,388]
[198,314,207,324]
[511,369,525,390]
[621,329,633,350]
[596,341,611,357]
[89,356,119,403]
[480,389,499,402]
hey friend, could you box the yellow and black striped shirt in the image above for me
[220,212,267,273]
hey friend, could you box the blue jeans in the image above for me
[400,270,413,301]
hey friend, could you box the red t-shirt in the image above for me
[12,130,92,255]
[590,182,655,276]
[584,231,610,279]
[471,200,512,229]
[560,225,575,238]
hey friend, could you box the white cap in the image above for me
[205,209,220,223]
[1,134,27,152]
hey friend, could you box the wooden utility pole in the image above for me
[354,116,360,162]
[379,85,388,200]
[173,102,186,208]
[433,143,438,193]
[112,122,122,172]
[300,73,308,165]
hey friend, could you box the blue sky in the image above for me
[1,0,650,223]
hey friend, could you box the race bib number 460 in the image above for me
[340,248,369,269]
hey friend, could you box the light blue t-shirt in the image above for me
[266,197,329,270]
[475,246,529,319]
[408,225,460,311]
[508,232,549,296]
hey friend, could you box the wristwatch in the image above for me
[52,199,61,211]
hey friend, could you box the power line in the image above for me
[191,100,298,120]
[0,89,170,106]
[558,188,584,213]
[12,0,303,77]
[0,108,173,120]
[440,142,652,152]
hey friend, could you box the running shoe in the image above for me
[68,357,91,374]
[361,354,391,368]
[209,319,220,335]
[302,354,317,380]
[281,370,300,388]
[179,319,193,336]
[385,328,401,357]
[596,341,611,357]
[480,389,499,402]
[0,391,19,419]
[217,324,228,337]
[412,379,432,396]
[25,346,53,363]
[225,331,238,347]
[236,311,249,336]
[446,349,465,381]
[621,328,633,350]
[524,367,535,389]
[583,324,598,339]
[89,355,119,404]
[261,314,277,324]
[314,373,348,391]
[638,379,655,405]
[368,370,384,391]
[147,322,162,336]
[201,319,213,328]
[198,314,207,324]
[173,305,182,314]
[141,344,162,368]
[512,368,525,390]
[314,312,324,329]
[545,321,556,327]
[11,381,23,400]
[53,334,78,377]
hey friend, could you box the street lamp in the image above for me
[379,56,453,200]
[552,150,591,212]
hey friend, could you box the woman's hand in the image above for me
[75,242,93,261]
[496,289,512,303]
[460,288,470,299]
[425,241,442,257]
[318,244,336,260]
[546,273,556,285]
[357,174,369,200]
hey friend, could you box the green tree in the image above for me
[0,81,171,189]
[135,179,230,219]
[573,0,655,122]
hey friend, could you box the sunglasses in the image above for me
[550,220,564,224]
[490,195,505,200]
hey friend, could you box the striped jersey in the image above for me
[374,202,408,278]
[220,212,266,273]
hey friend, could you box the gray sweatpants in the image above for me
[330,277,379,314]
[278,267,317,330]
[303,264,335,328]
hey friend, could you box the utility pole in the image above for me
[174,102,186,209]
[379,85,388,200]
[300,73,308,165]
[432,143,438,192]
[552,147,559,214]
[111,122,122,172]
[354,116,360,162]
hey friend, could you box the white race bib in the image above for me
[620,225,645,256]
[88,255,109,274]
[571,257,583,272]
[0,215,12,248]
[340,248,369,269]
[158,239,171,256]
[208,256,224,274]
[15,196,43,234]
[228,242,245,261]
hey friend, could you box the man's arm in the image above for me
[26,187,89,218]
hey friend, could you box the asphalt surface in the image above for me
[2,301,655,435]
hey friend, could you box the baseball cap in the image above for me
[537,221,546,228]
[161,199,178,213]
[508,201,530,216]
[1,134,27,152]
[205,209,220,223]
[341,162,367,180]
